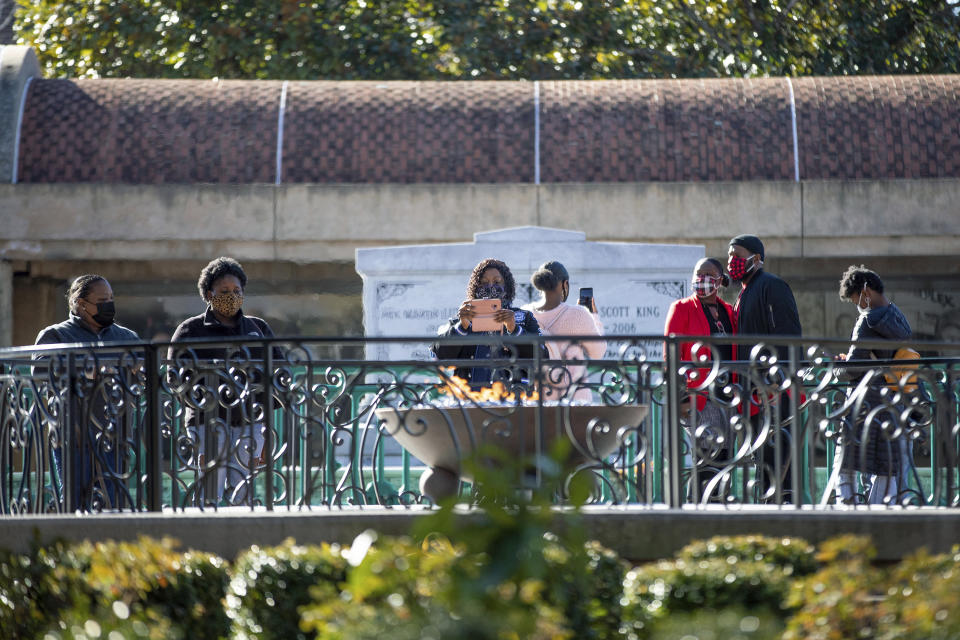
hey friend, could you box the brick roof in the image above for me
[16,75,960,183]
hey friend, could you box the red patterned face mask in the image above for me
[692,275,720,297]
[728,255,755,282]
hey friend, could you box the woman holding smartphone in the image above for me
[433,258,543,387]
[523,261,605,402]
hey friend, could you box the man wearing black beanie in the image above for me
[727,233,802,502]
[727,234,801,337]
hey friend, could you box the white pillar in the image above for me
[0,45,41,183]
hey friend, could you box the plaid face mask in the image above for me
[692,275,720,298]
[728,254,757,281]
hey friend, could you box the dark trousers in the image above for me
[754,398,794,503]
[53,431,119,512]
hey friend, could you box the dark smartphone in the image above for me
[577,287,594,309]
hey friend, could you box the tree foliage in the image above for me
[14,0,960,79]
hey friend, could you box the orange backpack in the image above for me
[882,347,921,393]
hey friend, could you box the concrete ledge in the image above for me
[3,180,960,262]
[538,181,802,255]
[2,506,959,562]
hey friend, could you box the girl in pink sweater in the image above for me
[523,261,605,403]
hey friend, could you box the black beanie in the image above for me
[729,234,765,261]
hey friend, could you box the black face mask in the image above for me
[86,300,116,327]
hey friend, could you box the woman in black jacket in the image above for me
[432,258,544,389]
[35,274,141,511]
[169,257,277,505]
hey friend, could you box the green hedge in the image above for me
[0,539,94,640]
[675,535,818,574]
[226,538,347,640]
[784,536,960,640]
[4,533,960,639]
[0,536,229,640]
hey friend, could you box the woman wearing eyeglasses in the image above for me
[664,257,738,501]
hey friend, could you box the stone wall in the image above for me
[2,180,959,346]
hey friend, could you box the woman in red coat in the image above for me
[664,257,738,501]
[665,258,738,390]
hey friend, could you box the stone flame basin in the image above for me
[375,403,649,501]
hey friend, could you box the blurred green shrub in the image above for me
[226,538,347,640]
[884,545,960,640]
[302,440,623,639]
[0,539,93,640]
[676,535,818,575]
[0,536,228,640]
[299,534,482,640]
[622,556,793,638]
[621,534,821,639]
[643,606,784,640]
[7,497,960,639]
[39,602,180,640]
[784,538,960,640]
[542,536,629,640]
[782,535,885,640]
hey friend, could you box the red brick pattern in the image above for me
[281,81,534,183]
[792,75,960,179]
[539,78,794,182]
[15,76,960,183]
[17,79,281,183]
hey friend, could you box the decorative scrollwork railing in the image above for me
[1,334,957,514]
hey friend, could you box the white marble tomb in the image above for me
[355,226,704,362]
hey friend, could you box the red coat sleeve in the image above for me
[665,297,718,408]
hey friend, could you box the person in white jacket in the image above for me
[523,261,605,403]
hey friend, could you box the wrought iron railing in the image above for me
[1,334,957,514]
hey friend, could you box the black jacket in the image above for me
[432,307,545,386]
[34,315,142,429]
[837,303,912,475]
[735,269,802,363]
[735,270,802,337]
[843,303,912,364]
[169,308,275,358]
[168,307,278,427]
[35,315,140,346]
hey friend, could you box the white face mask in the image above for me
[857,286,871,316]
